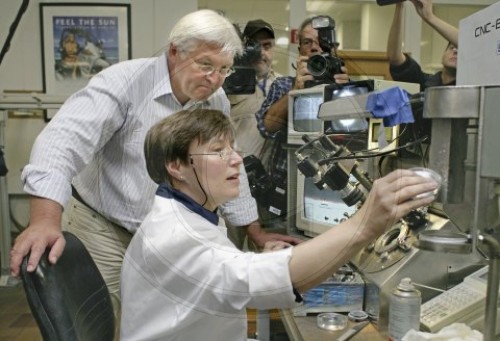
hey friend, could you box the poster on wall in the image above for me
[40,3,131,99]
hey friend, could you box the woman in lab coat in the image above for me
[120,109,438,341]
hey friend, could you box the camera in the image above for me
[243,155,287,218]
[376,0,406,5]
[235,39,262,66]
[223,37,261,95]
[306,16,344,87]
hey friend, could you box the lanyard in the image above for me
[257,77,268,96]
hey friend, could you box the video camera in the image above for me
[243,155,287,218]
[223,34,261,95]
[306,16,344,88]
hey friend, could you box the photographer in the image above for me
[387,0,458,91]
[254,15,350,218]
[228,19,280,162]
[227,19,284,249]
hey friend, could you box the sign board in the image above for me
[457,1,500,86]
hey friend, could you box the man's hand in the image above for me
[409,0,434,21]
[9,197,65,277]
[262,240,292,252]
[246,220,303,249]
[409,0,458,47]
[294,57,349,89]
[293,55,313,90]
[334,65,350,84]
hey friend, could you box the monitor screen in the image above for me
[296,172,358,236]
[324,85,370,133]
[292,92,324,132]
[303,176,357,224]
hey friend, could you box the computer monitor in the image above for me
[323,84,371,134]
[322,82,374,151]
[317,79,421,151]
[295,170,358,237]
[288,85,329,145]
[288,81,375,146]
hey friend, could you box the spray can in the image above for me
[388,277,421,341]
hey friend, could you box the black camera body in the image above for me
[235,39,261,66]
[223,38,261,95]
[243,155,287,218]
[306,16,343,88]
[376,0,406,5]
[307,53,343,79]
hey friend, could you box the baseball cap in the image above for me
[243,19,275,39]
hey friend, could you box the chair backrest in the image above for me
[20,231,115,341]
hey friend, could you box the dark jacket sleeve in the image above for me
[389,54,430,91]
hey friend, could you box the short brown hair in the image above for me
[144,109,234,184]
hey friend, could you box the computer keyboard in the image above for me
[421,282,485,332]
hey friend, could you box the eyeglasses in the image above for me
[193,60,235,78]
[189,148,246,161]
[300,38,339,49]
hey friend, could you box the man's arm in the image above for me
[258,55,312,135]
[262,94,289,134]
[10,196,66,276]
[246,220,303,249]
[11,64,132,276]
[410,0,458,47]
[387,3,407,66]
[257,76,295,136]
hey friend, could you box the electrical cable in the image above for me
[318,136,429,165]
[191,166,208,207]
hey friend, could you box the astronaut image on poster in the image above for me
[52,16,118,81]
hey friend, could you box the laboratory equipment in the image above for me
[294,264,365,316]
[289,84,500,338]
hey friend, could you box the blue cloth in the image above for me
[365,87,414,126]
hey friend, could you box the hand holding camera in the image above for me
[292,55,311,90]
[304,16,348,88]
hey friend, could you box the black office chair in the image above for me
[20,231,115,341]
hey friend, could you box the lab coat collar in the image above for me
[156,183,219,225]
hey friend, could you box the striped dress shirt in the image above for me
[22,53,258,232]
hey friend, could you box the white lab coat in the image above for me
[121,185,296,340]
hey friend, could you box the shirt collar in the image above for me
[151,53,172,99]
[156,183,219,225]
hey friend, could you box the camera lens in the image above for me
[307,54,329,77]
